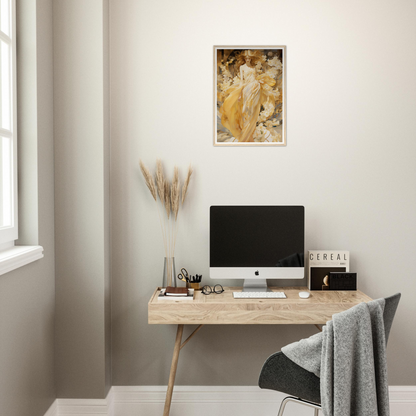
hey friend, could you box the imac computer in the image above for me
[209,205,305,292]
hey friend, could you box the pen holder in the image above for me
[187,282,201,290]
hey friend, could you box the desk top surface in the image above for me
[148,286,372,325]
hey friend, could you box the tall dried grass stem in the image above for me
[156,159,165,203]
[171,167,180,221]
[182,164,193,205]
[164,180,171,219]
[139,160,157,201]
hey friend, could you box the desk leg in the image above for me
[163,324,184,416]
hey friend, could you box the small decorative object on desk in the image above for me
[177,267,190,284]
[178,268,202,290]
[187,274,202,290]
[328,272,357,290]
[139,159,193,288]
[202,284,224,295]
[157,287,195,301]
[308,250,349,291]
[165,286,188,296]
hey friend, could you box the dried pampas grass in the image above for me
[182,164,193,205]
[156,159,165,203]
[171,167,180,221]
[139,159,194,285]
[139,160,157,201]
[164,180,170,219]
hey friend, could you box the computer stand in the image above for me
[242,278,270,292]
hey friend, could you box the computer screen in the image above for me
[209,205,305,289]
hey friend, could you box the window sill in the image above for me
[0,245,44,276]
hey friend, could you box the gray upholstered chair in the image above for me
[258,293,401,416]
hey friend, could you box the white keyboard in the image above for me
[233,291,286,299]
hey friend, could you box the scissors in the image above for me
[177,268,190,283]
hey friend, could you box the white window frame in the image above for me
[0,0,43,274]
[0,0,17,246]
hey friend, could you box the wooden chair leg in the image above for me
[163,324,184,416]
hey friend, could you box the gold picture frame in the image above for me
[214,46,287,146]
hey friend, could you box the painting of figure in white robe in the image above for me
[215,46,286,146]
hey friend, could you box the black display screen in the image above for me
[210,206,304,267]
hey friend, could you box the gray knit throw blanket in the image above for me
[282,299,390,416]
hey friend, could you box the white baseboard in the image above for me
[44,389,114,416]
[113,386,291,416]
[389,386,416,416]
[44,385,416,416]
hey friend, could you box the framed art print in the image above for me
[214,46,286,146]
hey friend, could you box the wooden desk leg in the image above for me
[163,324,184,416]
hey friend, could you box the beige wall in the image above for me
[0,0,56,415]
[110,0,416,386]
[54,0,111,399]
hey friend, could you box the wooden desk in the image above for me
[148,286,372,416]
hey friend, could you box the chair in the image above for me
[258,293,401,416]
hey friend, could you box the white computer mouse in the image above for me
[299,291,311,299]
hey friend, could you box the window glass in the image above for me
[1,40,11,130]
[0,0,10,37]
[0,0,16,242]
[0,136,12,227]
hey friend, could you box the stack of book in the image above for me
[157,286,195,301]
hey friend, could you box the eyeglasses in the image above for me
[201,284,224,295]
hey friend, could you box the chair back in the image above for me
[383,293,401,345]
